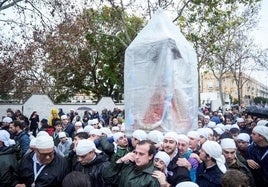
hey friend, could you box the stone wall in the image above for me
[0,94,124,120]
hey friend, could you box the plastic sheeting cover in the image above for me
[124,9,198,133]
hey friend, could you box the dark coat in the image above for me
[74,152,111,187]
[0,145,18,187]
[196,163,223,187]
[12,151,69,187]
[167,152,191,187]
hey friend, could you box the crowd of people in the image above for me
[0,107,267,187]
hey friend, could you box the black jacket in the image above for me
[12,151,69,187]
[74,152,111,187]
[0,145,18,187]
[167,152,191,187]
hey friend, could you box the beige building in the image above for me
[200,72,268,105]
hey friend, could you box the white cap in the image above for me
[147,130,164,144]
[257,120,268,126]
[58,132,67,138]
[220,138,237,149]
[75,121,83,127]
[253,126,268,141]
[216,123,225,131]
[155,151,170,167]
[112,126,120,131]
[177,134,189,144]
[90,129,101,136]
[164,132,179,143]
[36,131,50,137]
[113,132,125,142]
[176,181,199,187]
[202,141,226,173]
[84,125,94,133]
[100,127,112,137]
[207,121,216,128]
[76,139,101,155]
[214,127,224,135]
[92,119,99,124]
[36,134,54,149]
[236,118,245,123]
[225,125,232,131]
[30,138,36,147]
[132,130,147,141]
[204,115,210,119]
[3,117,12,123]
[237,133,250,143]
[61,115,68,120]
[77,128,84,133]
[0,130,15,146]
[187,131,200,140]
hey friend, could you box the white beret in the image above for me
[113,132,125,142]
[155,151,171,167]
[187,131,200,140]
[0,130,15,147]
[3,117,13,123]
[164,132,179,143]
[76,139,101,155]
[177,134,189,144]
[84,125,94,133]
[236,118,245,123]
[147,130,164,144]
[221,138,237,149]
[132,130,147,141]
[253,126,268,141]
[257,120,268,126]
[36,134,54,149]
[237,133,250,143]
[90,129,101,136]
[58,132,66,138]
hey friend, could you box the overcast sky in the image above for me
[249,0,268,85]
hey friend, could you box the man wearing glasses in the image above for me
[12,132,69,187]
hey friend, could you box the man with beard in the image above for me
[103,140,160,187]
[162,132,191,187]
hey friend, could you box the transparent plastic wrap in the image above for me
[124,9,198,133]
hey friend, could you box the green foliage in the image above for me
[253,97,268,104]
[42,6,144,102]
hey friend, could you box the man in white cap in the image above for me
[103,140,160,187]
[1,117,13,131]
[13,133,69,187]
[162,132,191,186]
[152,151,171,186]
[61,114,75,139]
[111,132,131,160]
[197,141,226,187]
[131,129,147,149]
[0,130,17,187]
[74,139,110,187]
[236,133,250,159]
[246,125,268,186]
[187,130,201,154]
[236,117,251,135]
[57,132,72,157]
[176,134,199,182]
[221,138,255,187]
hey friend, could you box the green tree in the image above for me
[41,6,143,102]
